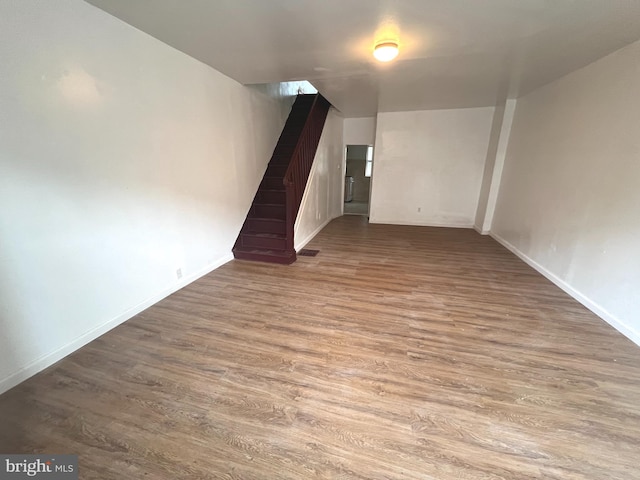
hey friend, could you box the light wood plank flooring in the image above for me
[1,215,640,479]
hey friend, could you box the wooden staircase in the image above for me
[233,94,331,264]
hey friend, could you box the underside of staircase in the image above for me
[233,93,331,264]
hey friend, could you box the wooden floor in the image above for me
[1,216,640,479]
[343,201,369,215]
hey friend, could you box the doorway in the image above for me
[344,145,373,216]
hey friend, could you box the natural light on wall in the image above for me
[365,145,373,177]
[57,67,103,107]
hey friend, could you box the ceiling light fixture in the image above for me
[373,41,399,62]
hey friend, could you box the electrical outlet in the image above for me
[176,268,183,279]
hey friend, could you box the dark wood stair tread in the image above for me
[245,217,284,223]
[241,232,286,239]
[248,215,285,221]
[232,246,296,265]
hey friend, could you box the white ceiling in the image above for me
[86,0,640,117]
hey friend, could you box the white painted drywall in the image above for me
[295,109,344,249]
[248,80,317,100]
[0,0,291,393]
[370,108,494,227]
[344,117,376,146]
[492,39,640,345]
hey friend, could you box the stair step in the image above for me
[283,116,307,124]
[282,118,307,128]
[241,232,287,250]
[288,105,309,113]
[244,217,286,234]
[256,189,286,204]
[273,145,296,156]
[275,134,300,144]
[292,109,312,115]
[233,247,296,265]
[265,164,288,177]
[285,111,309,119]
[260,177,284,190]
[270,154,291,166]
[277,136,302,146]
[286,110,309,117]
[251,203,286,219]
[293,97,315,105]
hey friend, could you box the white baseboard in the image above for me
[473,225,490,235]
[369,218,474,229]
[490,232,640,347]
[295,217,333,251]
[0,254,234,395]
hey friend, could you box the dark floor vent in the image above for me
[298,249,320,257]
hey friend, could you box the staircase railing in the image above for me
[283,94,331,255]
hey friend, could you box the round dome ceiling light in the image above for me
[373,41,399,62]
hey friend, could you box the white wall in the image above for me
[370,108,494,227]
[248,80,317,99]
[0,0,291,393]
[295,109,344,249]
[492,39,640,345]
[344,117,376,146]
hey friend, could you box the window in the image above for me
[364,145,373,177]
